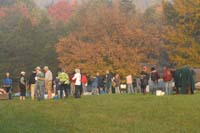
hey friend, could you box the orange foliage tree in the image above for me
[56,1,162,76]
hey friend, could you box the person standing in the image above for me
[97,73,104,94]
[19,71,26,100]
[44,66,53,99]
[163,66,173,95]
[140,66,149,95]
[2,72,13,100]
[126,74,134,94]
[113,74,121,94]
[70,72,76,96]
[150,67,160,95]
[91,72,100,95]
[81,73,88,94]
[35,66,45,100]
[72,68,82,98]
[104,70,112,94]
[54,75,60,98]
[58,70,70,99]
[29,70,36,100]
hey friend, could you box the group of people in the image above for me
[1,66,82,100]
[85,66,174,96]
[139,66,174,95]
[0,65,183,100]
[28,67,83,100]
[1,67,51,100]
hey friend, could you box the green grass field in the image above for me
[0,94,200,133]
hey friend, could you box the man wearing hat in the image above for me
[35,66,45,100]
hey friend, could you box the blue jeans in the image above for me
[105,82,112,94]
[92,83,98,95]
[127,84,134,94]
[149,81,158,94]
[165,81,173,95]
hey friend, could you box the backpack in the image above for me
[151,72,158,82]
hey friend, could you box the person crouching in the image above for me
[19,71,26,100]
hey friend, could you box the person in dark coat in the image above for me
[113,74,121,94]
[97,74,104,94]
[140,66,149,95]
[104,70,112,94]
[29,70,36,100]
[150,67,160,94]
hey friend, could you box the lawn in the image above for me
[0,94,200,133]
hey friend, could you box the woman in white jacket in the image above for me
[72,68,82,98]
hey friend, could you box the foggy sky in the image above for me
[33,0,163,11]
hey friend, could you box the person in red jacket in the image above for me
[81,73,88,94]
[163,66,173,95]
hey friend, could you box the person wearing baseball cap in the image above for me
[35,66,45,100]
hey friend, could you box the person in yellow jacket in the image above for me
[58,70,70,99]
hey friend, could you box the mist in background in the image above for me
[33,0,163,12]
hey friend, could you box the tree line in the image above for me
[0,0,199,83]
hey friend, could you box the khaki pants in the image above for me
[31,84,35,100]
[45,81,52,99]
[115,86,120,94]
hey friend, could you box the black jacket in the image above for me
[29,72,36,85]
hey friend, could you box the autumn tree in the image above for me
[163,0,200,67]
[56,0,162,77]
[120,0,135,15]
[0,1,68,84]
[48,0,76,22]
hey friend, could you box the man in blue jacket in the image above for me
[3,72,13,99]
